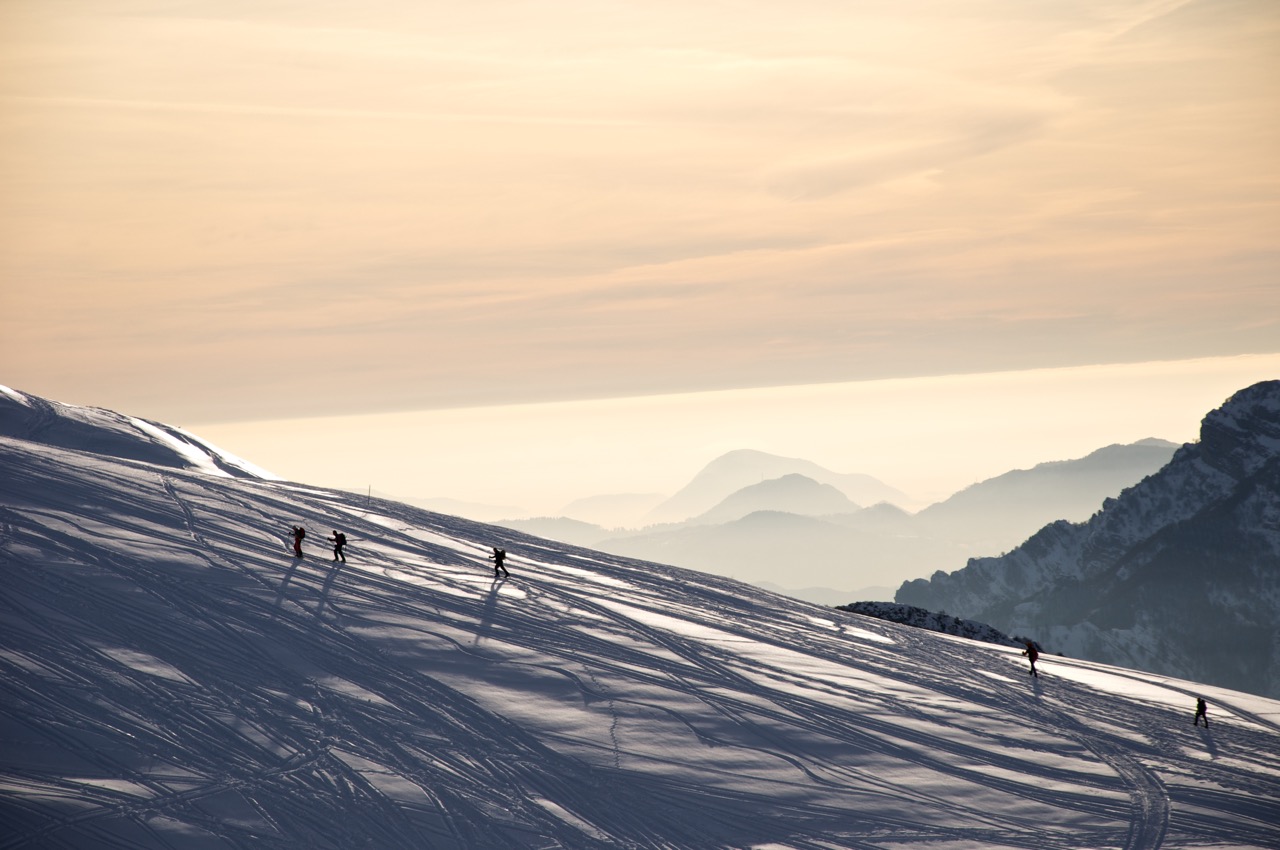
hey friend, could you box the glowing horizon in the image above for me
[188,354,1280,518]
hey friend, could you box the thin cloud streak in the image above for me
[190,355,1280,515]
[0,94,649,128]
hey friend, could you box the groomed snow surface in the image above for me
[2,399,1279,848]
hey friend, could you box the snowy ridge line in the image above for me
[0,389,277,481]
[0,385,33,407]
[3,427,1280,848]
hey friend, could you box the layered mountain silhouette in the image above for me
[641,448,912,523]
[899,380,1280,699]
[689,473,858,525]
[506,441,1179,601]
[912,438,1180,554]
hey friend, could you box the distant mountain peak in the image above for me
[1197,379,1280,479]
[691,473,858,525]
[1132,437,1181,448]
[645,448,910,523]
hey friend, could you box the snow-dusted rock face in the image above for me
[898,380,1280,698]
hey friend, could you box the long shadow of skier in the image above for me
[317,559,344,619]
[474,575,506,648]
[1199,726,1219,760]
[272,557,304,615]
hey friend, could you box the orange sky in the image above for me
[2,1,1278,432]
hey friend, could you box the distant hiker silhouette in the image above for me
[490,547,509,578]
[291,525,306,558]
[1023,641,1040,678]
[330,530,347,562]
[1194,697,1209,727]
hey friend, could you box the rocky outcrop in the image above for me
[837,602,1024,648]
[897,381,1280,697]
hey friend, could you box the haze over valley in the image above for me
[489,440,1180,603]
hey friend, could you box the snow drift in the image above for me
[2,387,1279,849]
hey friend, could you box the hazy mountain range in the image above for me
[641,448,913,523]
[3,384,1277,848]
[500,440,1180,603]
[899,380,1280,700]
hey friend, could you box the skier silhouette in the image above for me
[490,547,509,578]
[1023,641,1040,678]
[329,530,347,563]
[291,525,306,558]
[1194,697,1209,727]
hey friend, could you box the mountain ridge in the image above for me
[568,440,1178,600]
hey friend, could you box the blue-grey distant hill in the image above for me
[913,438,1180,554]
[690,473,859,525]
[497,515,615,549]
[557,492,665,527]
[600,508,962,593]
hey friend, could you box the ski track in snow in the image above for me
[2,436,1280,849]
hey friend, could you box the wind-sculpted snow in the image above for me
[3,429,1280,847]
[0,385,277,480]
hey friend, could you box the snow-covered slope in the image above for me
[3,391,1280,849]
[898,381,1280,699]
